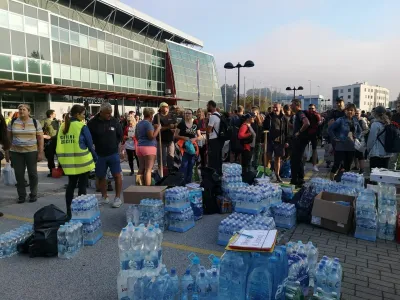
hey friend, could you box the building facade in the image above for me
[332,82,389,112]
[279,94,329,111]
[0,0,222,119]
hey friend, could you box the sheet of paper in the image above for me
[230,230,277,250]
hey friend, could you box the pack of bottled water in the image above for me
[354,189,377,241]
[222,163,242,176]
[186,183,204,220]
[71,194,99,220]
[165,187,190,212]
[222,182,248,205]
[139,199,164,231]
[313,256,342,299]
[126,204,140,225]
[168,207,195,232]
[341,172,364,189]
[117,222,165,300]
[57,221,83,259]
[217,212,254,245]
[82,216,103,245]
[310,177,359,196]
[377,183,397,241]
[245,215,276,231]
[285,240,319,295]
[255,183,283,209]
[272,203,297,229]
[0,223,33,259]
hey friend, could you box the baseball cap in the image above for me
[159,102,169,108]
[244,112,256,119]
[374,106,386,115]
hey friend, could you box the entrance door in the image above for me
[91,105,100,115]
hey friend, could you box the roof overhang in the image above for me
[0,80,189,105]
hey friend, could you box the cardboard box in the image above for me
[123,185,168,205]
[311,192,355,234]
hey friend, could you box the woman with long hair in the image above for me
[328,103,361,180]
[123,114,139,176]
[174,109,201,183]
[367,106,392,171]
[136,108,161,186]
[56,105,97,218]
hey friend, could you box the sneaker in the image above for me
[28,196,37,203]
[313,166,319,172]
[112,197,122,208]
[99,196,110,206]
[17,197,26,204]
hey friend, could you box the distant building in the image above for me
[278,94,329,111]
[332,82,389,112]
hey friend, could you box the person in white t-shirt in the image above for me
[123,114,139,176]
[206,100,223,174]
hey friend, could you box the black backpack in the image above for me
[213,113,232,141]
[377,123,400,153]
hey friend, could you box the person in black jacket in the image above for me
[87,102,123,208]
[263,103,289,183]
[251,106,265,171]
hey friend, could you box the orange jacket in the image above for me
[176,139,199,156]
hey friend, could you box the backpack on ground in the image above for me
[304,110,319,135]
[377,122,400,153]
[213,113,232,141]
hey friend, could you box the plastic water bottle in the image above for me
[197,271,209,299]
[315,263,327,291]
[181,269,194,299]
[268,256,279,298]
[246,253,271,300]
[144,227,159,276]
[131,227,144,276]
[170,268,180,300]
[118,228,132,271]
[117,270,129,300]
[209,271,219,300]
[57,225,66,259]
[188,253,201,287]
[327,268,341,295]
[154,223,163,263]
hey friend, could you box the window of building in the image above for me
[98,53,106,72]
[121,47,127,59]
[51,26,58,41]
[41,61,51,75]
[106,73,114,85]
[60,43,70,65]
[79,34,88,48]
[90,50,98,70]
[89,37,97,50]
[97,40,105,53]
[25,17,38,35]
[128,49,133,60]
[52,41,60,63]
[121,75,128,87]
[133,50,140,61]
[52,63,60,78]
[11,56,26,73]
[70,31,79,46]
[70,22,79,33]
[113,44,120,56]
[105,42,112,55]
[28,58,40,74]
[60,65,70,79]
[59,18,69,30]
[0,10,8,29]
[98,71,106,84]
[348,88,351,92]
[9,13,23,31]
[81,68,89,82]
[9,1,23,14]
[11,30,25,57]
[114,74,121,86]
[0,54,10,72]
[90,70,98,83]
[340,89,343,93]
[70,46,80,67]
[26,34,39,59]
[59,28,69,44]
[38,21,48,37]
[348,95,351,99]
[80,48,89,69]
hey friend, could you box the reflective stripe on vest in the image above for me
[56,121,95,175]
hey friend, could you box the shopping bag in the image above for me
[51,168,63,179]
[2,163,17,186]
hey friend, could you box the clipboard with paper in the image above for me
[225,229,277,252]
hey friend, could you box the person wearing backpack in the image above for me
[305,104,322,172]
[367,106,392,171]
[5,104,44,203]
[206,100,223,174]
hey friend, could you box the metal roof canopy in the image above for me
[56,0,203,47]
[0,79,188,104]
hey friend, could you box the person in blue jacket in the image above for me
[328,103,361,180]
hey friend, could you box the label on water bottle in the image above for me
[132,259,143,270]
[121,260,130,270]
[186,283,193,293]
[144,259,158,270]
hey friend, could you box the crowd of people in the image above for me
[0,97,399,219]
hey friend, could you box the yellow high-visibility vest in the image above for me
[56,121,95,175]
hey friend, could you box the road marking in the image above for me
[2,213,224,257]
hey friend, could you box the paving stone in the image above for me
[356,285,384,297]
[379,255,400,263]
[358,269,381,280]
[342,282,355,289]
[382,272,400,281]
[358,266,380,275]
[390,264,400,271]
[356,291,383,300]
[337,246,357,256]
[318,244,337,252]
[347,243,367,252]
[369,283,396,294]
[367,246,388,255]
[368,261,392,272]
[341,287,355,296]
[357,250,378,260]
[344,277,368,287]
[289,234,310,242]
[380,259,400,268]
[343,266,356,274]
[341,293,358,300]
[369,278,395,288]
[328,239,347,247]
[346,255,368,264]
[383,292,400,300]
[357,239,377,246]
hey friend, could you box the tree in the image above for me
[221,84,236,111]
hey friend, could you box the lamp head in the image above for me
[224,62,235,69]
[243,60,255,68]
[298,86,304,91]
[286,87,292,91]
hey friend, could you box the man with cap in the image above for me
[153,102,177,173]
[328,97,346,124]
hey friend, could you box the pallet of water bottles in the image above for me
[70,194,103,246]
[0,223,33,259]
[138,199,165,232]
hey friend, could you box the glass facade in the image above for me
[0,0,166,96]
[166,40,222,109]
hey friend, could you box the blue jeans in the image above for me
[179,153,195,184]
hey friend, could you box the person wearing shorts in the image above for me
[136,108,161,186]
[263,103,289,183]
[87,103,123,208]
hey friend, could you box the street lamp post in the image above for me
[285,86,304,98]
[224,60,255,109]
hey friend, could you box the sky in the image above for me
[123,0,400,101]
